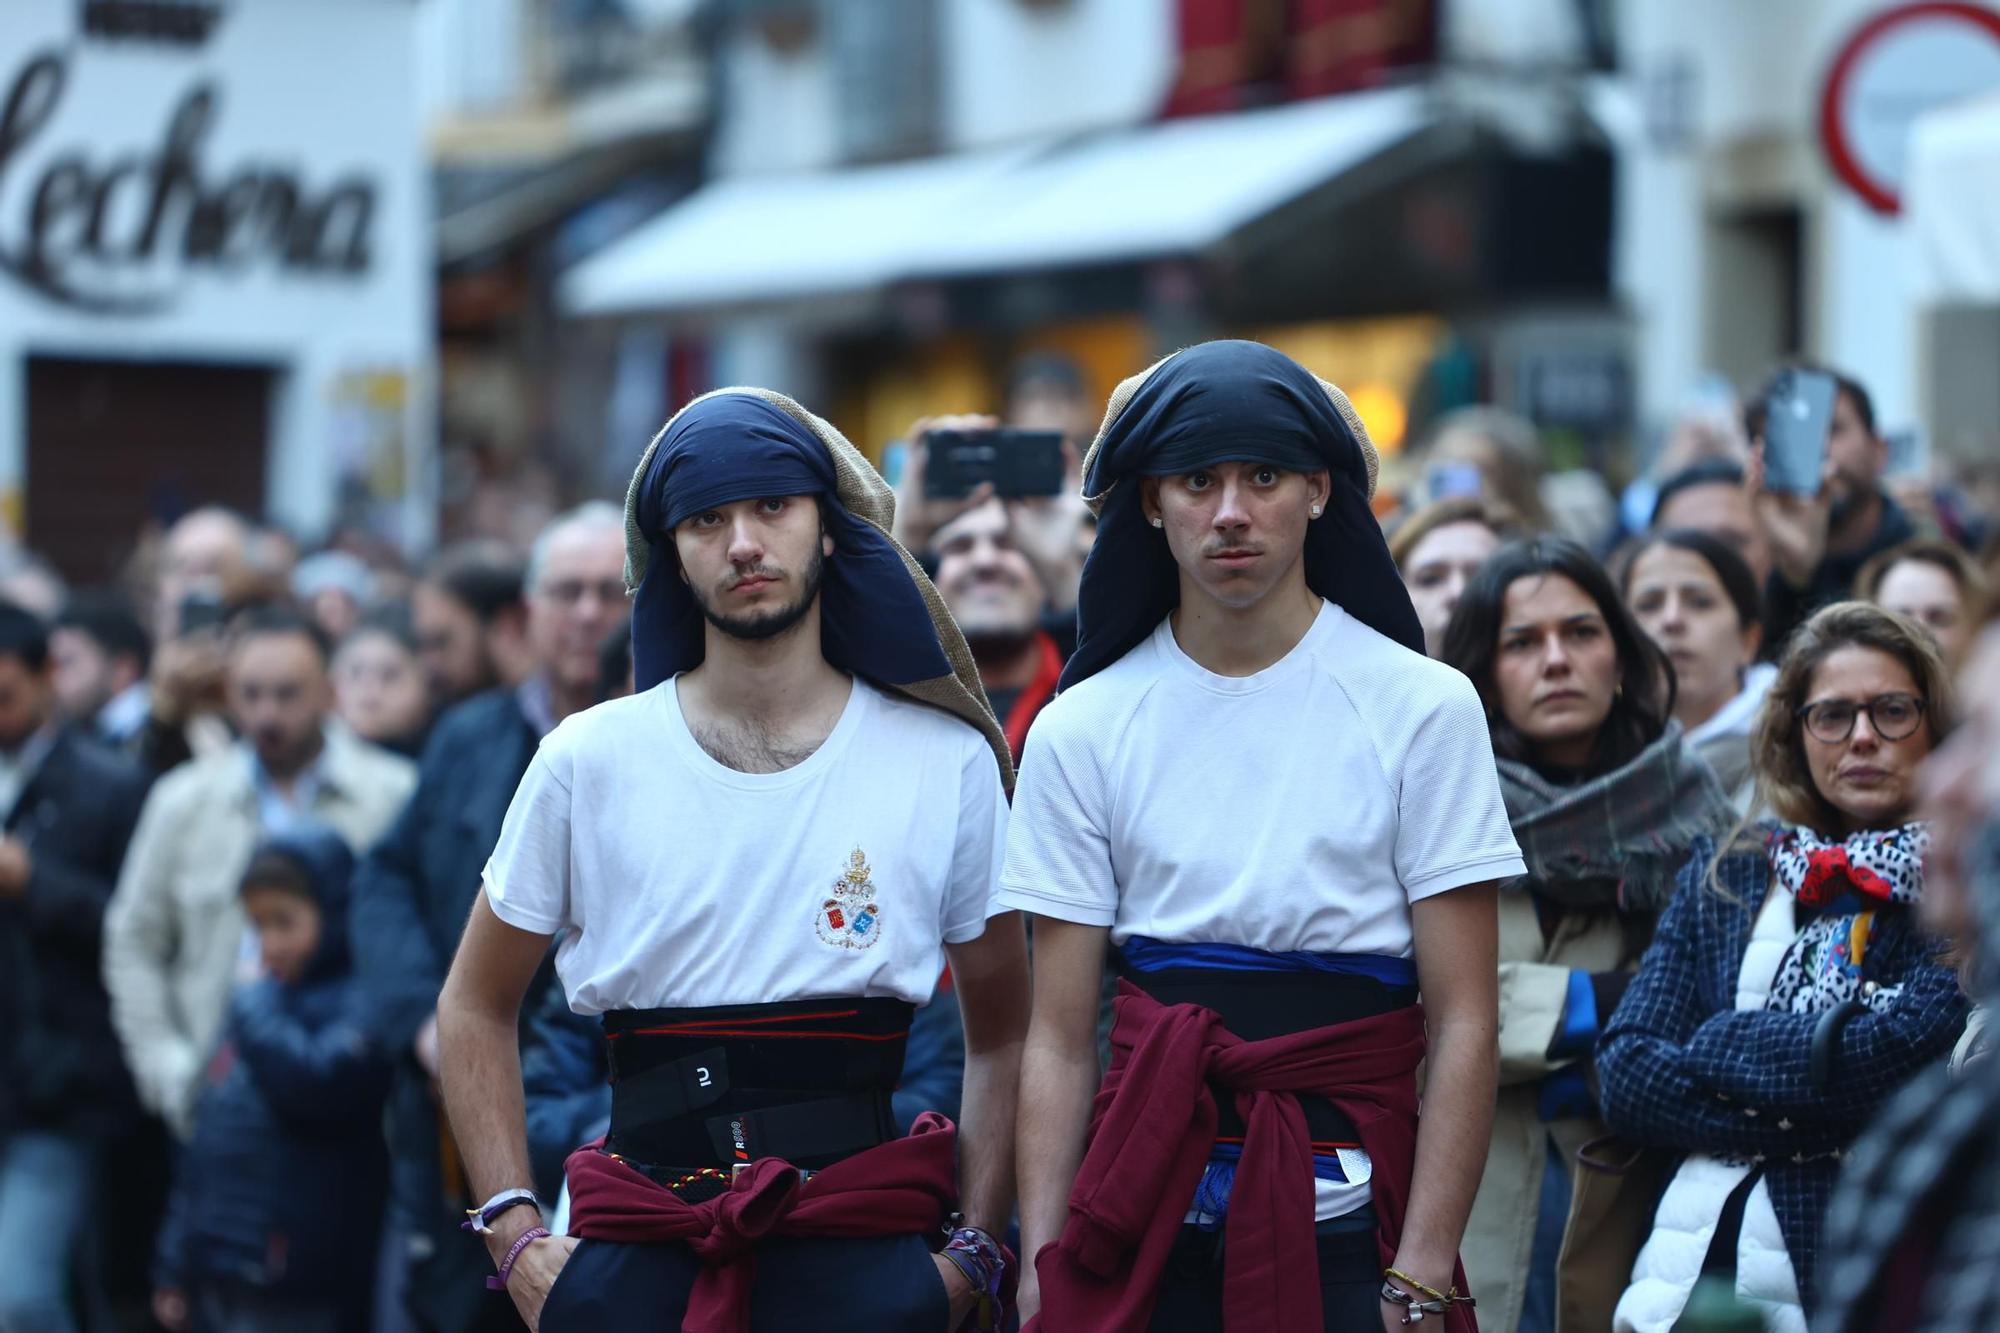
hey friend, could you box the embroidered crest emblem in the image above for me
[815,847,883,950]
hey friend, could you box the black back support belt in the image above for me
[1113,964,1417,1149]
[601,997,913,1172]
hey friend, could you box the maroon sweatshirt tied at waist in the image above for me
[563,1110,958,1333]
[1028,981,1476,1333]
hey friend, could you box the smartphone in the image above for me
[178,590,228,635]
[923,428,1066,500]
[1424,461,1484,504]
[1762,368,1837,495]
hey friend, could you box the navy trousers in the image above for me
[1146,1205,1385,1332]
[538,1231,948,1332]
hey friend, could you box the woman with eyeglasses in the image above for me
[1599,602,1969,1332]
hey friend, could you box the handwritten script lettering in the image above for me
[0,51,380,314]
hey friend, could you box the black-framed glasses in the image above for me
[1796,692,1926,744]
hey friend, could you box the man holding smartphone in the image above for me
[1748,363,1916,647]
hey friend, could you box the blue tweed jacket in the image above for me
[1596,833,1967,1307]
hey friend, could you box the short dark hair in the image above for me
[1620,528,1765,632]
[424,540,526,624]
[0,601,50,672]
[1007,352,1086,401]
[54,589,152,674]
[1440,536,1675,775]
[1650,458,1748,529]
[239,846,315,902]
[231,604,332,665]
[1744,362,1876,442]
[344,601,420,656]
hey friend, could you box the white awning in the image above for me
[1907,93,2000,303]
[562,87,1428,319]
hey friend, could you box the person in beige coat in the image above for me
[103,606,415,1137]
[1441,538,1734,1332]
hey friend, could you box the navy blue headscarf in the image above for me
[625,392,960,694]
[1062,340,1424,689]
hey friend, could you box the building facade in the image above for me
[0,0,432,580]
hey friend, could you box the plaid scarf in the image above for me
[1495,722,1735,912]
[1766,823,1928,1017]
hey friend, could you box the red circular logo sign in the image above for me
[1820,1,2000,214]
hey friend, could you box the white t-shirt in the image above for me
[996,601,1524,1220]
[484,677,1008,1014]
[996,601,1523,952]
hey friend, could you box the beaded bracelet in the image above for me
[486,1227,550,1292]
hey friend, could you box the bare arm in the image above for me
[1392,883,1500,1322]
[436,893,576,1329]
[943,910,1031,1234]
[1012,916,1108,1321]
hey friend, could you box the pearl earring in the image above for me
[1310,505,1322,518]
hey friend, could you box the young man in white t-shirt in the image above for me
[1003,342,1522,1332]
[435,389,1028,1332]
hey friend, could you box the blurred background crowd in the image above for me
[4,0,2000,1331]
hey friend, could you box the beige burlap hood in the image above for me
[623,386,1013,790]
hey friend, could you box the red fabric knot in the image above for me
[1798,845,1896,907]
[1025,982,1475,1333]
[564,1112,960,1333]
[683,1159,804,1264]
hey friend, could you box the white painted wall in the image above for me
[709,25,841,176]
[1612,0,1962,436]
[0,0,432,547]
[940,0,1174,150]
[416,0,529,122]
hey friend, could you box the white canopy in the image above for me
[562,87,1428,319]
[1907,93,2000,303]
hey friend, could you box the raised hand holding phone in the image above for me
[1751,368,1840,588]
[889,414,999,554]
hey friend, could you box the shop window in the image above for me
[1165,0,1438,116]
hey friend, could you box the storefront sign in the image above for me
[1820,2,2000,215]
[0,49,378,314]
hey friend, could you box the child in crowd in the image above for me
[151,829,390,1333]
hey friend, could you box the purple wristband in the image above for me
[486,1226,550,1292]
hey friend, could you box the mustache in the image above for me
[724,564,785,588]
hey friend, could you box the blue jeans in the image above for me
[0,1132,96,1333]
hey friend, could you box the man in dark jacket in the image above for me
[350,503,626,1333]
[152,828,389,1333]
[0,602,150,1333]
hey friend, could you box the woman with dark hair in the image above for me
[1443,537,1736,1333]
[1623,529,1771,805]
[1599,602,1968,1332]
